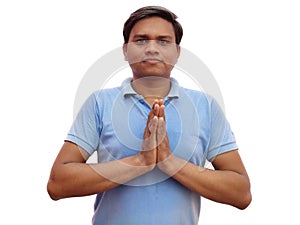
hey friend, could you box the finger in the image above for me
[148,116,158,133]
[152,99,159,109]
[154,104,159,117]
[158,99,164,106]
[157,117,166,145]
[143,116,158,151]
[149,117,158,147]
[157,117,166,135]
[144,112,155,138]
[158,104,165,118]
[147,104,158,125]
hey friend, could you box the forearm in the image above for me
[158,155,251,209]
[47,154,152,200]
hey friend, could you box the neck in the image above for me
[131,76,171,100]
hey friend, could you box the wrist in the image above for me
[157,155,187,176]
[135,153,156,170]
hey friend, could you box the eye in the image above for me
[157,40,170,46]
[135,39,148,45]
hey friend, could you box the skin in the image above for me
[47,16,252,210]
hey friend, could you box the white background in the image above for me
[1,0,299,224]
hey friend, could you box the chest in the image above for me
[97,97,209,165]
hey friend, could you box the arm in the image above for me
[47,107,159,201]
[158,150,252,209]
[155,101,251,209]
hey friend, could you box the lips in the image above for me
[142,58,163,64]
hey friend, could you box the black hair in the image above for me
[123,6,183,45]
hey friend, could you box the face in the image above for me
[123,17,180,80]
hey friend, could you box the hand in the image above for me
[138,99,172,170]
[138,101,159,168]
[155,100,172,165]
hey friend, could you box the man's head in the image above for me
[123,6,183,80]
[123,6,183,45]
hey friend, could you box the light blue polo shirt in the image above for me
[66,77,238,225]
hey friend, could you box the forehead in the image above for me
[129,17,175,39]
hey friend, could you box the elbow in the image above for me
[236,190,252,210]
[235,175,252,210]
[47,179,62,201]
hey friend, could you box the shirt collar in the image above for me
[121,77,180,98]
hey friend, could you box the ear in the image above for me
[172,45,181,65]
[122,43,128,61]
[176,45,181,59]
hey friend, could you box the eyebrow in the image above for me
[132,34,173,40]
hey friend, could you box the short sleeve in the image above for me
[65,92,101,155]
[206,98,238,161]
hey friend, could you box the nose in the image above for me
[145,40,159,55]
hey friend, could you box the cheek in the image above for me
[125,45,144,63]
[126,52,142,64]
[164,53,179,66]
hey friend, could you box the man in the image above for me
[47,6,251,225]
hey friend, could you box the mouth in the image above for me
[141,58,163,64]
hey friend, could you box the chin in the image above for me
[134,72,171,79]
[130,63,173,78]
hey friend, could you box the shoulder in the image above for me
[81,85,120,105]
[179,87,214,107]
[77,87,122,113]
[181,87,209,98]
[93,77,131,101]
[93,86,122,99]
[178,86,226,120]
